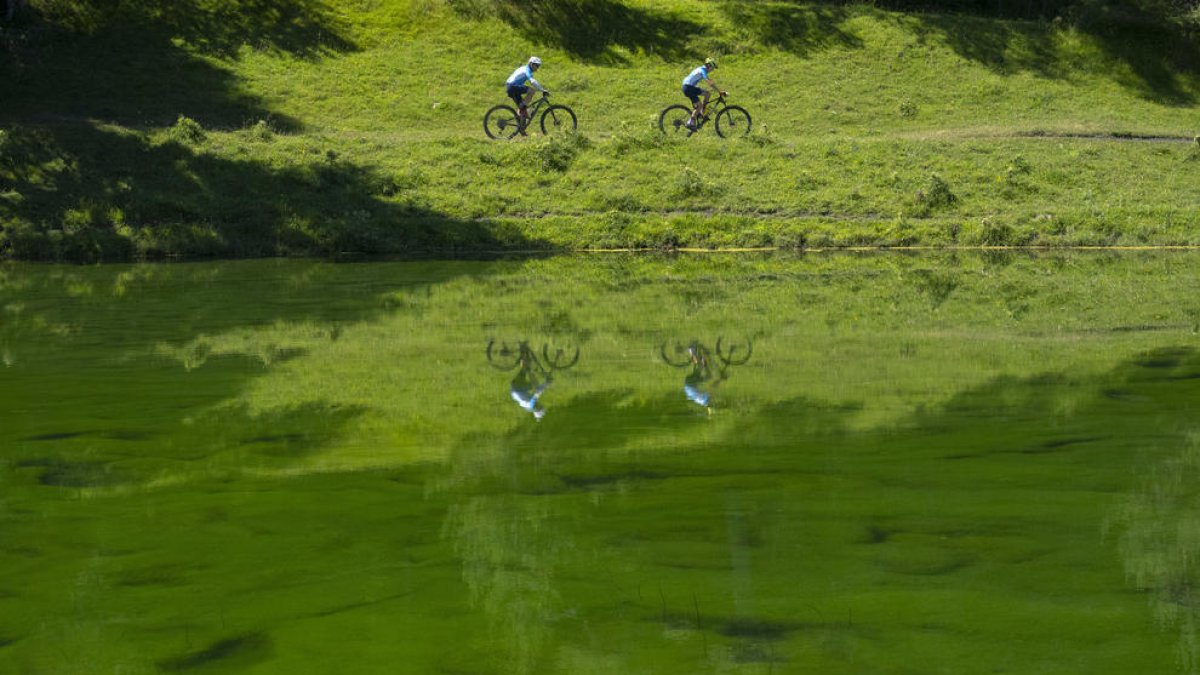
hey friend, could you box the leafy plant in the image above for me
[169,115,206,145]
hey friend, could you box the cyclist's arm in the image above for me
[529,77,548,93]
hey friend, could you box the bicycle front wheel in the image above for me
[540,104,577,135]
[715,106,752,138]
[658,105,693,135]
[484,105,520,140]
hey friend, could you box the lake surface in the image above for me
[2,252,1199,674]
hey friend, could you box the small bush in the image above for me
[249,119,276,142]
[169,115,206,144]
[911,173,956,216]
[674,166,708,199]
[975,217,1017,246]
[610,120,664,156]
[898,100,918,118]
[998,155,1035,196]
[530,132,590,173]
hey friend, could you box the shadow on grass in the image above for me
[718,1,864,56]
[0,0,355,128]
[850,0,1199,104]
[715,1,1195,103]
[899,8,1198,103]
[452,0,703,64]
[0,123,545,261]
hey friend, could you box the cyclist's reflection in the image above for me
[661,337,753,412]
[487,339,579,420]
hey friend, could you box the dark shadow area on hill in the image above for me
[898,8,1198,103]
[712,0,1196,103]
[0,123,546,261]
[1074,6,1200,104]
[0,0,356,128]
[894,11,1064,77]
[717,1,864,56]
[450,0,703,64]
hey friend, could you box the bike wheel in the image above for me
[484,105,520,140]
[716,336,753,366]
[542,342,580,369]
[486,339,522,370]
[540,104,577,135]
[658,105,693,135]
[715,105,752,138]
[660,341,695,368]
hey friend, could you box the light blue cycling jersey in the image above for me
[506,65,543,90]
[682,65,709,87]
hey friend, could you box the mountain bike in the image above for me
[483,93,577,140]
[660,336,753,369]
[658,93,752,138]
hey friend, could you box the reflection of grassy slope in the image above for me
[4,254,1200,672]
[3,1,1200,259]
[135,251,1200,475]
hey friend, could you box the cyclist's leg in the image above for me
[683,85,703,126]
[507,84,529,119]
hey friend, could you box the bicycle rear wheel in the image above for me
[484,105,521,140]
[540,104,577,135]
[658,105,693,135]
[715,105,752,138]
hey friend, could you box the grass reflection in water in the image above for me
[1,252,1199,673]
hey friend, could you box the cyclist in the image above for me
[510,356,550,420]
[681,58,725,131]
[506,56,549,123]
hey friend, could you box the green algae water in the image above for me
[2,252,1200,674]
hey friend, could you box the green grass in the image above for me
[1,0,1199,260]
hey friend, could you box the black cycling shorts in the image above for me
[507,84,529,106]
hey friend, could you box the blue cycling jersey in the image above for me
[506,65,541,90]
[682,65,709,87]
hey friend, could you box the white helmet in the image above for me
[528,56,542,66]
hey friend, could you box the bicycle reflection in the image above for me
[660,337,753,412]
[487,339,579,420]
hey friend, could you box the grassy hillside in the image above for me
[1,0,1199,260]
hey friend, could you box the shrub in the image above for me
[910,173,957,216]
[169,115,206,145]
[673,166,707,199]
[975,217,1017,246]
[529,132,590,173]
[609,121,663,156]
[248,119,276,142]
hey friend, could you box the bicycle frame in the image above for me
[518,93,551,130]
[693,93,729,130]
